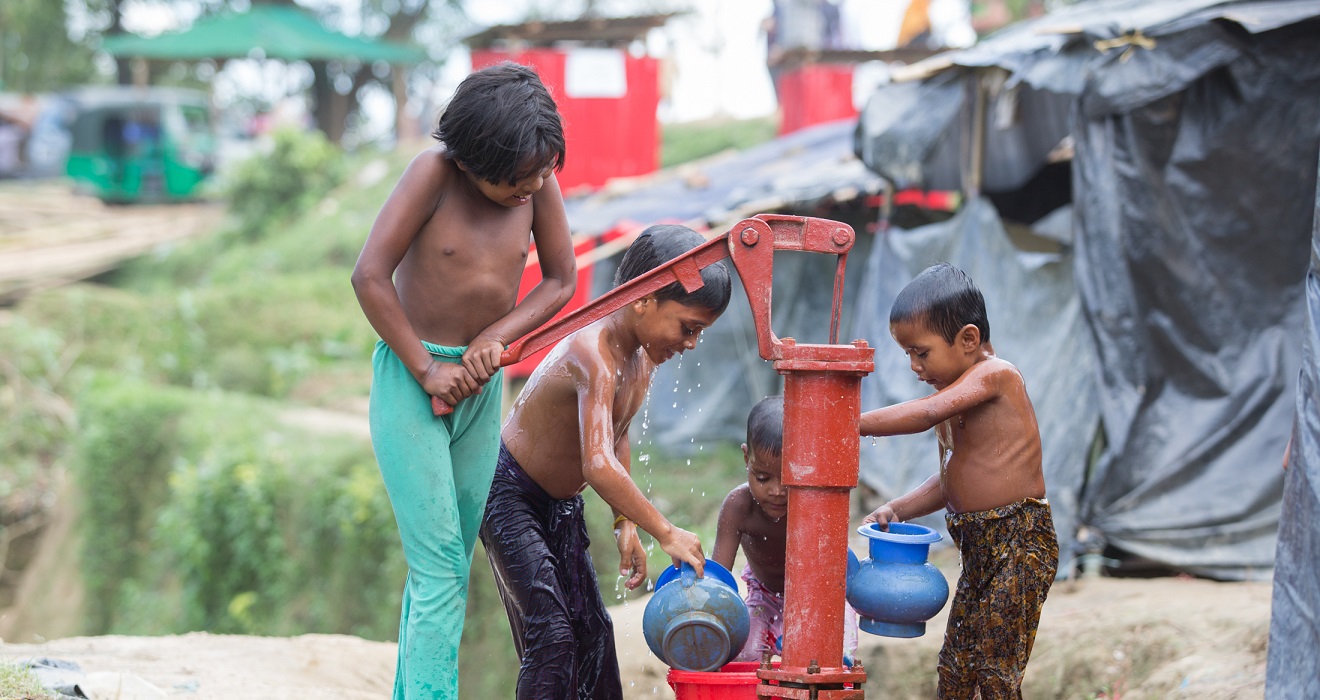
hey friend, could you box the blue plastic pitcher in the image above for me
[846,522,950,638]
[643,559,750,671]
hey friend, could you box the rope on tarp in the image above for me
[1092,29,1157,62]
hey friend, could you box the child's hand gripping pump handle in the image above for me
[429,347,519,416]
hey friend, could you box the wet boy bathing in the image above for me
[860,263,1058,699]
[351,63,577,699]
[481,224,732,699]
[713,395,859,664]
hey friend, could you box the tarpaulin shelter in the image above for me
[557,118,889,445]
[1266,156,1320,700]
[99,4,424,63]
[853,0,1320,597]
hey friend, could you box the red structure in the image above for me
[432,215,874,698]
[466,15,674,193]
[776,63,858,136]
[470,48,660,192]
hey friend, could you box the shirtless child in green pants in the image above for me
[351,63,577,699]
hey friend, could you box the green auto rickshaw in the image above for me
[65,86,215,203]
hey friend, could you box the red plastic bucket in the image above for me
[667,662,773,700]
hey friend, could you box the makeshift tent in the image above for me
[560,119,888,446]
[99,5,424,63]
[854,0,1320,584]
[1265,155,1320,700]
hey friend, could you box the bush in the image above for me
[0,316,75,501]
[224,127,345,239]
[72,376,404,638]
[75,377,188,632]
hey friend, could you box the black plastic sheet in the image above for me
[1071,19,1320,580]
[1264,155,1320,700]
[851,199,1097,558]
[855,0,1320,581]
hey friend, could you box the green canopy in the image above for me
[101,5,425,64]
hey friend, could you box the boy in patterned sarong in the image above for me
[859,263,1059,699]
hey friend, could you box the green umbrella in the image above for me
[101,4,425,64]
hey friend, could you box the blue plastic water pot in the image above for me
[846,522,950,638]
[644,559,750,671]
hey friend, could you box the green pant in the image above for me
[370,339,504,700]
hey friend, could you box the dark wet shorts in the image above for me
[938,498,1059,700]
[479,442,623,700]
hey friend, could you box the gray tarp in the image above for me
[856,0,1320,581]
[851,200,1097,557]
[1264,152,1320,700]
[565,120,885,449]
[1069,18,1320,580]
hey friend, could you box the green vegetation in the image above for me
[0,660,54,700]
[661,116,779,167]
[5,125,753,696]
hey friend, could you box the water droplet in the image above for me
[870,436,877,446]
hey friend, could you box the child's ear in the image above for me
[741,443,749,462]
[958,324,981,352]
[631,295,655,315]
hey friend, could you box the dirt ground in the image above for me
[0,572,1273,700]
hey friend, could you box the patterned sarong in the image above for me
[938,498,1058,699]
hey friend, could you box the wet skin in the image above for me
[502,296,722,587]
[712,443,789,593]
[351,146,577,407]
[860,319,1046,524]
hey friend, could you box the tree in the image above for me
[0,0,97,92]
[306,0,467,144]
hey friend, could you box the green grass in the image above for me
[0,660,54,700]
[661,116,779,168]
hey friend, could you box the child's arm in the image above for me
[461,175,577,383]
[859,359,1008,436]
[574,354,705,577]
[351,153,482,406]
[861,474,944,528]
[611,431,649,590]
[711,487,749,573]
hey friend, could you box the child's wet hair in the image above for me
[746,396,784,457]
[432,62,565,186]
[614,224,732,314]
[890,263,990,344]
